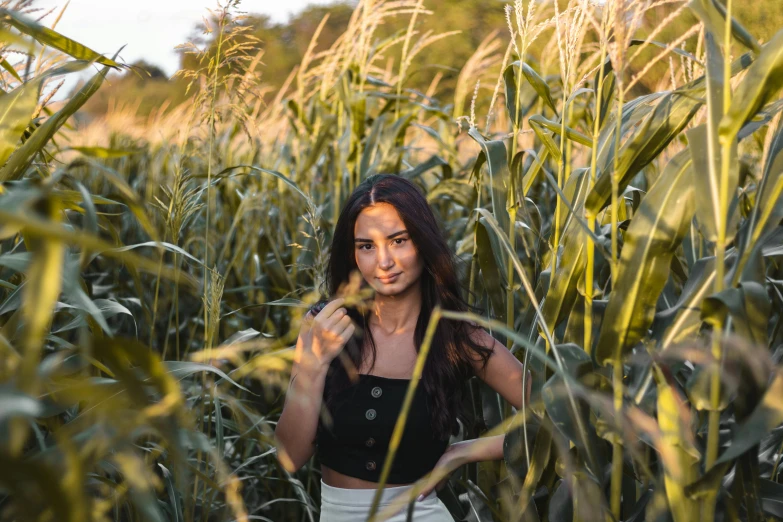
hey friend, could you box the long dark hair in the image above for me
[314,174,492,440]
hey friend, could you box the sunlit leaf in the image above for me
[716,368,783,464]
[0,64,111,181]
[595,150,694,365]
[0,9,121,67]
[719,28,783,142]
[164,361,253,394]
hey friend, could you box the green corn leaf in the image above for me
[0,26,35,51]
[529,117,563,160]
[504,61,553,124]
[542,345,595,444]
[0,76,43,166]
[503,421,538,480]
[654,256,717,347]
[0,65,110,182]
[468,127,511,235]
[548,480,572,522]
[72,158,160,243]
[427,178,475,207]
[10,198,64,452]
[216,165,311,203]
[301,114,337,176]
[462,479,502,522]
[0,57,21,82]
[164,361,254,394]
[702,282,772,347]
[628,38,704,63]
[537,168,595,335]
[758,479,783,518]
[730,118,783,283]
[586,91,700,215]
[593,93,659,169]
[587,52,755,215]
[716,368,783,465]
[595,150,695,366]
[518,426,552,511]
[541,222,586,333]
[475,217,507,325]
[687,0,761,54]
[108,241,206,268]
[656,371,699,522]
[19,199,65,390]
[286,99,314,135]
[687,25,738,245]
[520,146,549,196]
[595,68,615,130]
[519,61,558,116]
[214,394,224,459]
[684,461,731,500]
[687,124,738,243]
[0,209,197,287]
[0,9,120,67]
[529,114,593,148]
[0,388,45,421]
[159,464,184,522]
[719,28,783,143]
[401,154,452,181]
[113,453,167,522]
[0,251,30,273]
[543,168,604,255]
[0,454,79,520]
[749,112,783,241]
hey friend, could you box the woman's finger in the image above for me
[323,315,350,340]
[337,322,355,343]
[333,314,352,331]
[315,298,345,322]
[320,307,348,330]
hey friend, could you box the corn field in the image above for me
[1,0,783,520]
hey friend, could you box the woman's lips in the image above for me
[377,273,401,283]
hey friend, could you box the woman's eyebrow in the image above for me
[354,230,409,242]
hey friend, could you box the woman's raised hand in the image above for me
[296,298,355,371]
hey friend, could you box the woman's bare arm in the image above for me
[416,330,529,498]
[470,328,530,410]
[274,347,329,471]
[449,329,530,464]
[274,299,355,472]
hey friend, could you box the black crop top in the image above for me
[316,374,450,484]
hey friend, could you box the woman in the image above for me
[275,174,528,521]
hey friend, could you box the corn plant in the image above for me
[1,0,783,521]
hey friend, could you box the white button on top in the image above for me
[365,408,377,420]
[371,386,383,398]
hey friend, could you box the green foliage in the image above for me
[1,0,783,521]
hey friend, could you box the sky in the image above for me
[33,0,335,76]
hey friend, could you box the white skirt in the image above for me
[319,480,453,522]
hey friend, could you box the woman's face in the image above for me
[353,202,425,297]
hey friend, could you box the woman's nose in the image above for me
[377,247,394,269]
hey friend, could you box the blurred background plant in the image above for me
[1,0,783,520]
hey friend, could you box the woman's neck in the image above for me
[368,283,422,336]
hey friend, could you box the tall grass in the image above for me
[1,0,783,520]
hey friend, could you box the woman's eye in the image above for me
[358,244,372,251]
[393,238,407,246]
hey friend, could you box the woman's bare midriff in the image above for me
[321,465,411,489]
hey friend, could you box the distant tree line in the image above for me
[79,0,783,118]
